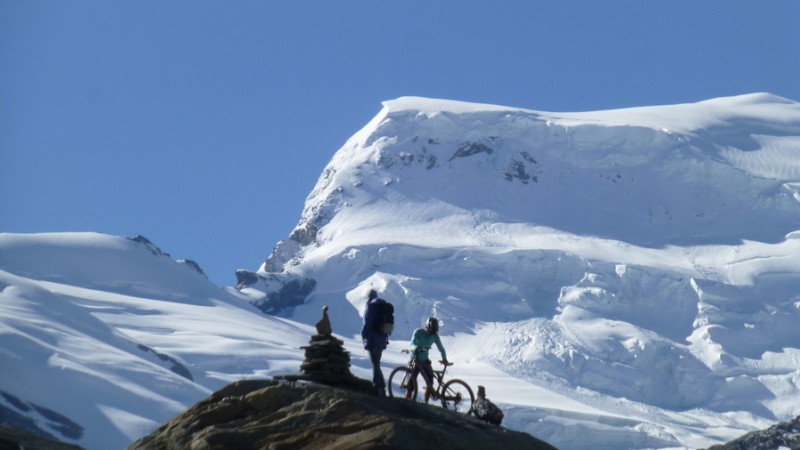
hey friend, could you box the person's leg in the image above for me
[368,346,386,395]
[405,362,420,399]
[420,361,435,404]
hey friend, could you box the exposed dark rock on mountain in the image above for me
[0,391,83,443]
[136,344,193,381]
[0,424,84,450]
[237,274,317,314]
[704,415,800,450]
[179,259,207,278]
[449,141,494,160]
[127,379,558,450]
[234,269,260,288]
[128,235,168,257]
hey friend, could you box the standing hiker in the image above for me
[361,289,393,396]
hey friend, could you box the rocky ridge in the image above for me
[0,424,84,450]
[127,379,557,450]
[128,306,557,450]
[704,415,800,450]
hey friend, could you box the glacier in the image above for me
[2,93,800,450]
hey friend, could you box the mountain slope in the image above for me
[0,233,317,450]
[240,93,800,449]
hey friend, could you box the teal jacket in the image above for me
[409,328,447,362]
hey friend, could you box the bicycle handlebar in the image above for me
[402,348,429,354]
[401,349,451,366]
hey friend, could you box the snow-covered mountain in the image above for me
[2,93,800,450]
[240,93,800,449]
[0,234,317,449]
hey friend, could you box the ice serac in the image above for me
[241,93,800,449]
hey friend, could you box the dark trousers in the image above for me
[368,346,385,391]
[409,359,434,394]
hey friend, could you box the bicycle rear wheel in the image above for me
[440,379,474,413]
[388,366,417,400]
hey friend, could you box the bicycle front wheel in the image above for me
[440,379,474,413]
[388,366,417,400]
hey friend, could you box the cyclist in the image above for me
[405,316,449,404]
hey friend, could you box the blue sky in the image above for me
[2,1,799,286]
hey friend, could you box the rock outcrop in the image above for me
[703,415,800,450]
[0,424,84,450]
[127,379,558,450]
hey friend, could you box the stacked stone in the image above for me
[276,305,373,393]
[299,334,352,383]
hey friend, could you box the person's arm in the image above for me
[434,333,448,363]
[410,328,423,351]
[361,302,374,340]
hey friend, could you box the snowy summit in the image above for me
[3,93,800,450]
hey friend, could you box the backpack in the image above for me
[371,299,394,336]
[472,397,504,425]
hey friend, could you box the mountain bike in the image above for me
[387,349,475,414]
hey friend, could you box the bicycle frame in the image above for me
[430,363,449,394]
[398,357,438,394]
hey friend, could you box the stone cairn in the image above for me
[276,305,373,393]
